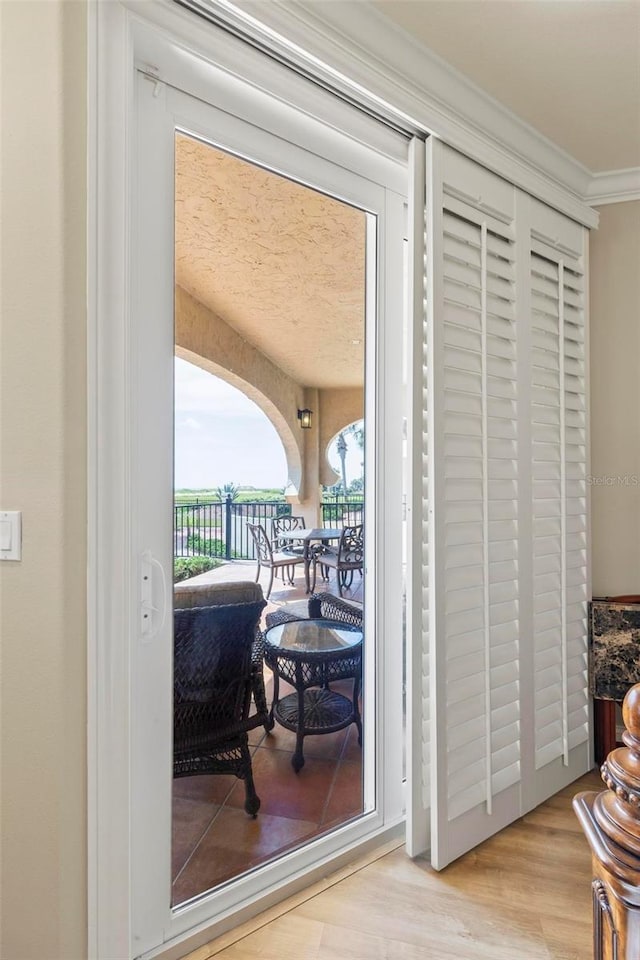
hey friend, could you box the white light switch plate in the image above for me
[0,511,22,561]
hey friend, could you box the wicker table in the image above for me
[264,618,362,772]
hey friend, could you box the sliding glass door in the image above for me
[129,67,407,953]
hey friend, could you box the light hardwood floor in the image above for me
[184,769,600,960]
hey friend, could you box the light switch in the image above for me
[1,520,11,550]
[0,511,21,561]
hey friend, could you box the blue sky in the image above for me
[174,358,364,490]
[174,358,287,489]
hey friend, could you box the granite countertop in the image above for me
[590,599,640,701]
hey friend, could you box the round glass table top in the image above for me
[265,618,362,655]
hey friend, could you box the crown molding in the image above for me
[586,168,640,207]
[209,0,598,227]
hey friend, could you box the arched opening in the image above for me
[176,348,301,497]
[325,419,365,495]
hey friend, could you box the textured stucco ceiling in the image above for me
[375,0,640,172]
[175,134,366,389]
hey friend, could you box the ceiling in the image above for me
[374,0,640,172]
[175,135,366,390]
[175,5,639,390]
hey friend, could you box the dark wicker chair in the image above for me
[247,522,306,599]
[310,524,363,596]
[266,592,363,631]
[173,587,267,817]
[174,581,273,733]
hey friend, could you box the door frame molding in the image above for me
[88,3,407,957]
[174,0,600,226]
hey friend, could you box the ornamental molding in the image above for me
[586,168,640,207]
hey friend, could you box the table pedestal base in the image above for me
[274,688,361,772]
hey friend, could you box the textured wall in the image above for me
[590,201,640,596]
[176,285,305,496]
[175,134,366,391]
[0,2,87,958]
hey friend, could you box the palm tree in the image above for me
[342,420,364,492]
[345,421,364,451]
[215,482,239,502]
[336,432,348,492]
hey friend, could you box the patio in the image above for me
[172,561,364,905]
[172,134,368,906]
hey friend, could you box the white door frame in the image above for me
[88,3,407,957]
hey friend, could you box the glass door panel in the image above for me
[131,72,406,951]
[171,133,368,904]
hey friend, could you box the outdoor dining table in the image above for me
[276,527,343,593]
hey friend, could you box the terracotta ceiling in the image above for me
[175,133,366,390]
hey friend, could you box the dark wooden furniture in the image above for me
[264,617,362,772]
[574,683,640,959]
[590,597,640,763]
[172,587,267,817]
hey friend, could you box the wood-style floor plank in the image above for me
[183,770,601,960]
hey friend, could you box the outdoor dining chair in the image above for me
[310,524,363,597]
[271,515,306,584]
[247,522,306,599]
[271,515,306,555]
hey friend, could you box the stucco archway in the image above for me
[175,345,303,498]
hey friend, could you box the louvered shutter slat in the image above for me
[440,202,521,828]
[531,243,589,772]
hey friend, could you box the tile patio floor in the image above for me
[172,560,364,905]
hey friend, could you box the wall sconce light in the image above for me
[297,408,312,429]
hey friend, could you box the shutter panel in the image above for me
[442,209,520,817]
[530,250,565,769]
[429,143,522,868]
[424,147,590,869]
[529,200,589,783]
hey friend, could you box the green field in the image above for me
[174,487,286,505]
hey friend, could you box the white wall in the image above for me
[0,3,87,958]
[589,201,640,596]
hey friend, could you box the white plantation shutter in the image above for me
[442,209,520,818]
[418,144,591,867]
[528,199,590,792]
[428,143,523,868]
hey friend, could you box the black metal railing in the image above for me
[174,497,291,560]
[174,500,225,558]
[174,495,365,559]
[321,495,364,528]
